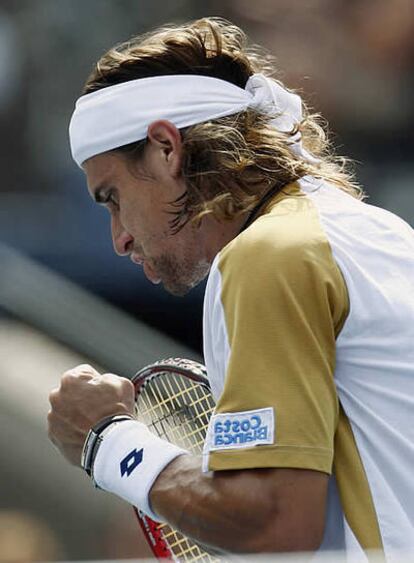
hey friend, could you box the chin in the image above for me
[163,280,197,297]
[163,270,209,297]
[165,287,191,297]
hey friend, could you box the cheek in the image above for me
[120,198,183,252]
[118,203,145,238]
[164,230,199,262]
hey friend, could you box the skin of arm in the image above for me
[150,454,328,553]
[47,365,328,554]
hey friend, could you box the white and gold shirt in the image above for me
[202,176,414,559]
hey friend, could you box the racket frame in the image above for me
[132,358,210,392]
[130,358,214,562]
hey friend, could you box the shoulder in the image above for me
[205,187,349,343]
[218,190,335,287]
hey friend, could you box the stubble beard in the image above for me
[152,253,211,296]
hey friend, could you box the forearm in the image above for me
[150,454,276,553]
[150,454,326,553]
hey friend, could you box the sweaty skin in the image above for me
[48,121,329,553]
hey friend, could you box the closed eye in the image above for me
[97,190,119,212]
[103,192,119,208]
[93,185,119,210]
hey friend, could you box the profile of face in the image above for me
[83,121,213,296]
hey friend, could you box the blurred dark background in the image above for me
[0,0,412,560]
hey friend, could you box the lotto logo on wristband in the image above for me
[120,448,144,477]
[208,407,274,451]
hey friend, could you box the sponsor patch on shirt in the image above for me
[206,407,274,452]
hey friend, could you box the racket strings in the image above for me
[136,373,214,453]
[135,371,218,562]
[156,520,213,562]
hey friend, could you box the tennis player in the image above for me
[48,18,414,557]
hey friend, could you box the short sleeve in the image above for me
[202,192,349,473]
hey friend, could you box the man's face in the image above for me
[84,149,212,296]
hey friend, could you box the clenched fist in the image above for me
[47,364,135,466]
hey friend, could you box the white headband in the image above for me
[69,73,317,167]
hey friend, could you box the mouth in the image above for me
[131,253,161,285]
[130,253,144,266]
[143,261,162,285]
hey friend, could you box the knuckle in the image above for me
[63,364,96,379]
[103,374,134,395]
[120,377,135,394]
[101,373,123,389]
[60,373,75,388]
[101,372,118,381]
[77,363,93,371]
[77,364,99,377]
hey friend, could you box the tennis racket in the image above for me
[131,358,218,562]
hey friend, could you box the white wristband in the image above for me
[92,419,188,521]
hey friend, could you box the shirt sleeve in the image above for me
[202,193,349,473]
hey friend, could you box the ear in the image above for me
[146,120,182,178]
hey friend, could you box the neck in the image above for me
[202,179,286,263]
[204,212,249,263]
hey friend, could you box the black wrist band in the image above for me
[81,413,135,478]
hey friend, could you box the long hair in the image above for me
[83,17,363,232]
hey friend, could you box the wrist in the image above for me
[85,418,188,521]
[81,413,135,477]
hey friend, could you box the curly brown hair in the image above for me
[83,17,363,232]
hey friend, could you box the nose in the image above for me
[111,215,134,256]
